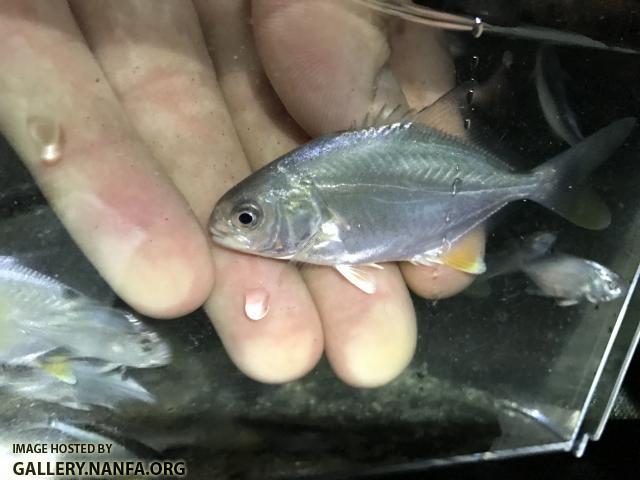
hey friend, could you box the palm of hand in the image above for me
[0,0,479,386]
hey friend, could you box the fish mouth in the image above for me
[209,225,225,240]
[209,224,252,250]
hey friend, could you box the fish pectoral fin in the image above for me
[336,265,377,294]
[39,355,76,385]
[414,229,487,275]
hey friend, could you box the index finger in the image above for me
[0,0,214,318]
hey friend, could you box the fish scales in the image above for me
[209,82,635,292]
[276,124,536,264]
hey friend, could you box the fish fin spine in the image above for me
[336,265,377,294]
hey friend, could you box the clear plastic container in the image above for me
[1,1,638,479]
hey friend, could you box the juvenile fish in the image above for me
[535,45,584,145]
[0,256,171,369]
[521,253,626,306]
[0,360,155,411]
[477,232,626,306]
[209,84,635,294]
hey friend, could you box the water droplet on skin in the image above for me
[244,288,270,321]
[445,212,451,223]
[464,118,472,130]
[451,177,462,196]
[472,17,484,38]
[27,116,63,164]
[470,55,480,70]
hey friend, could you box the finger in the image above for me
[386,22,486,298]
[0,0,213,318]
[253,0,417,387]
[304,265,417,388]
[253,0,408,136]
[71,0,323,382]
[193,0,308,169]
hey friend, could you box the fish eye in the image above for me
[606,280,618,291]
[140,337,153,352]
[232,203,262,229]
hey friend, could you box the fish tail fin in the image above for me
[530,117,636,229]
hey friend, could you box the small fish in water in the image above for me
[535,45,584,145]
[477,232,626,306]
[0,359,155,411]
[209,82,635,294]
[0,256,171,371]
[522,253,626,306]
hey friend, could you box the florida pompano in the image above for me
[209,83,635,294]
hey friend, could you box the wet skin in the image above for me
[0,0,484,387]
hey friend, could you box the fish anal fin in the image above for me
[413,228,487,275]
[39,355,76,385]
[336,265,377,294]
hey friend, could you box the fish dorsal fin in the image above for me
[359,104,417,129]
[359,81,518,171]
[410,80,522,171]
[410,80,479,141]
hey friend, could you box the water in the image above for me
[26,117,63,165]
[1,1,639,479]
[244,288,270,321]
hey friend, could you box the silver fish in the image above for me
[477,231,626,306]
[522,254,627,306]
[535,45,584,145]
[0,256,171,368]
[209,84,635,293]
[0,360,155,411]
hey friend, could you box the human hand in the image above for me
[0,0,482,386]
